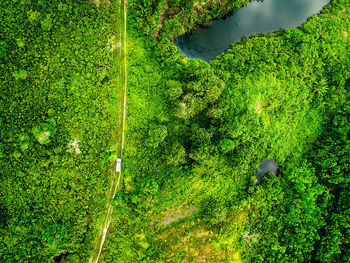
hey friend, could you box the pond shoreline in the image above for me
[176,0,331,62]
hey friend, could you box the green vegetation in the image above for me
[1,0,349,262]
[129,0,248,39]
[102,0,349,262]
[0,0,122,261]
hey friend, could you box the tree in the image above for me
[202,198,228,225]
[31,122,56,145]
[218,139,239,154]
[165,80,183,101]
[166,141,187,166]
[146,124,168,148]
[174,93,205,120]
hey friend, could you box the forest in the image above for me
[0,0,349,262]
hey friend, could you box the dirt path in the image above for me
[89,0,127,262]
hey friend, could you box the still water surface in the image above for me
[254,159,279,185]
[176,0,330,61]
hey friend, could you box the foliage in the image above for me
[102,0,349,262]
[0,0,121,261]
[1,0,349,262]
[128,0,249,39]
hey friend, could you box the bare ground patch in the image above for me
[161,206,197,227]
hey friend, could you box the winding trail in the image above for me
[89,0,127,262]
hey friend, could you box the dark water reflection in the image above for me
[176,0,330,61]
[254,159,279,184]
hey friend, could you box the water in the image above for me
[254,159,279,184]
[176,0,330,61]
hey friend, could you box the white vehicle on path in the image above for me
[116,158,122,172]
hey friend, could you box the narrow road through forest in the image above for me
[89,0,127,262]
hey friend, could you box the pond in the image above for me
[176,0,330,61]
[254,159,279,185]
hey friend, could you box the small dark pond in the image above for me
[53,252,69,263]
[254,159,279,184]
[176,0,330,61]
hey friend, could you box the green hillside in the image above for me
[0,0,349,262]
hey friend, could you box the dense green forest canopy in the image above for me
[0,0,121,261]
[1,0,349,262]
